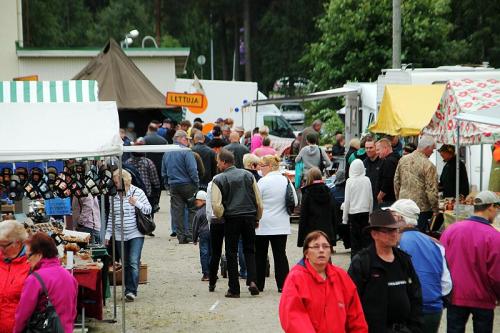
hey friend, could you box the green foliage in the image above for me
[160,35,182,48]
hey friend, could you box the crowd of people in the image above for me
[1,114,498,333]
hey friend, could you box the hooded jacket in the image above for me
[295,145,331,173]
[14,257,78,333]
[279,258,368,333]
[0,250,30,333]
[343,159,373,224]
[298,182,335,247]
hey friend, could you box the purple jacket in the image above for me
[440,216,500,310]
[14,258,78,333]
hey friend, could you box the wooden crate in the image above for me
[109,263,148,285]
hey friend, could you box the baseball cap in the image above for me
[438,144,455,154]
[193,117,204,123]
[215,117,224,123]
[474,191,500,206]
[235,126,245,132]
[195,190,207,201]
[126,121,135,129]
[382,199,420,226]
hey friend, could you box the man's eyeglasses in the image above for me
[308,244,331,250]
[375,227,400,234]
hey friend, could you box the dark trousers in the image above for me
[418,211,433,231]
[447,304,494,333]
[224,216,257,294]
[255,234,289,291]
[209,223,224,286]
[421,311,442,333]
[170,183,197,242]
[349,212,371,258]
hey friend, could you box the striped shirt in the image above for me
[105,185,152,241]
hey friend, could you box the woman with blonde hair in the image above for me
[255,155,297,292]
[105,169,151,302]
[0,221,31,333]
[297,167,335,247]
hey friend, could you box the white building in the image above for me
[0,0,189,94]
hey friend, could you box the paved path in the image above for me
[89,193,498,332]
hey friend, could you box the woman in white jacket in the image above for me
[343,158,373,258]
[256,155,296,292]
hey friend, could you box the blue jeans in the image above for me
[447,304,494,333]
[199,230,211,275]
[238,238,247,278]
[115,237,144,296]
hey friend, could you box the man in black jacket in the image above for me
[376,138,400,207]
[438,144,469,198]
[191,132,217,191]
[363,138,382,207]
[348,210,423,333]
[224,132,249,169]
[210,149,263,298]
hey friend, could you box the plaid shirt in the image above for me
[125,156,160,197]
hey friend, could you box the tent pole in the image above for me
[111,162,117,321]
[480,143,483,190]
[100,194,105,246]
[118,158,126,333]
[455,122,460,216]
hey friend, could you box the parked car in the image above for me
[280,103,305,125]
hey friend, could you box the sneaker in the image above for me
[209,284,216,292]
[201,275,209,281]
[170,232,177,237]
[125,293,136,302]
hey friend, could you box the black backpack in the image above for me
[25,272,64,333]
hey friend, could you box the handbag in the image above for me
[284,177,298,215]
[25,272,64,333]
[318,147,327,174]
[132,189,156,234]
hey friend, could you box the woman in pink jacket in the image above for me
[14,232,78,333]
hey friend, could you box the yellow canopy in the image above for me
[369,84,445,136]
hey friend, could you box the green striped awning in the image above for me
[0,80,99,103]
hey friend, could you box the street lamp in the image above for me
[121,29,139,48]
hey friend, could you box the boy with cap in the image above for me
[389,199,452,333]
[348,209,423,333]
[441,191,500,333]
[192,190,210,281]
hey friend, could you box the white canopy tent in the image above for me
[0,101,122,161]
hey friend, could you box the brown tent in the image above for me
[73,39,171,111]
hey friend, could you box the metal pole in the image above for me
[111,166,117,321]
[455,122,460,216]
[118,158,126,333]
[480,143,483,190]
[100,195,105,245]
[392,0,401,69]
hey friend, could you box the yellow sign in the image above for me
[166,92,208,114]
[13,75,38,81]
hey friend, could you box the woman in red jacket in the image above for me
[0,221,31,333]
[279,231,368,333]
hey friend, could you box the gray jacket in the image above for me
[295,145,331,172]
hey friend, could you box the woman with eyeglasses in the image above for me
[0,221,31,333]
[255,155,296,293]
[14,232,78,333]
[279,230,368,333]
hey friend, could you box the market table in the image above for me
[74,265,104,320]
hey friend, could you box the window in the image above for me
[263,116,296,138]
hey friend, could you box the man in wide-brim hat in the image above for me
[348,209,423,333]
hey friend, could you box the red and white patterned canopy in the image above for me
[423,79,500,145]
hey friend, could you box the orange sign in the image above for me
[166,92,208,114]
[13,75,38,81]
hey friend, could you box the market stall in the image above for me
[0,94,127,330]
[423,78,500,218]
[369,84,445,136]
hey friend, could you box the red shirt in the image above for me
[279,258,368,333]
[0,252,30,333]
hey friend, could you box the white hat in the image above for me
[474,191,500,206]
[383,199,420,226]
[195,190,207,201]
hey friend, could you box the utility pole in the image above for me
[392,0,401,69]
[243,0,252,81]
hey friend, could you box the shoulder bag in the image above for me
[25,272,64,333]
[284,176,298,215]
[318,147,327,174]
[132,189,156,235]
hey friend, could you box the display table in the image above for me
[74,265,104,320]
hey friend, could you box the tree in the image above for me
[304,0,464,91]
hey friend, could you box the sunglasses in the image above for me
[0,241,13,250]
